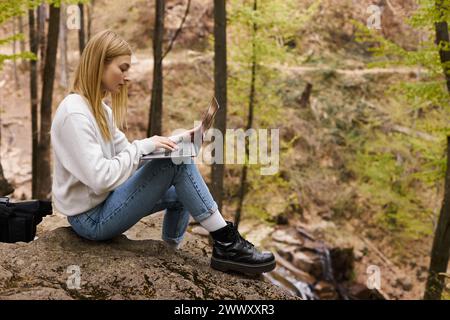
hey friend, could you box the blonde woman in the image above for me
[50,30,275,275]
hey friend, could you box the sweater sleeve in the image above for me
[53,113,156,195]
[113,125,132,155]
[103,102,134,155]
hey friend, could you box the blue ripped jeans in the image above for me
[67,158,218,245]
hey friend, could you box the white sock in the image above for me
[199,209,227,232]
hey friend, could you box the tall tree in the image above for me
[37,3,46,81]
[353,0,450,298]
[87,0,95,40]
[424,136,450,299]
[228,0,318,223]
[147,0,190,137]
[36,3,60,200]
[211,0,227,213]
[148,0,165,137]
[29,7,39,199]
[423,0,450,300]
[78,2,85,54]
[59,2,68,88]
[434,0,450,93]
[12,17,19,89]
[235,0,257,228]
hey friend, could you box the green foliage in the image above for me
[0,0,90,69]
[349,0,450,240]
[227,0,320,124]
[0,33,36,69]
[0,0,39,69]
[0,1,33,25]
[225,0,320,220]
[349,130,434,237]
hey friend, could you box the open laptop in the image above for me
[140,97,220,160]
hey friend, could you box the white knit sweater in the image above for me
[50,93,156,216]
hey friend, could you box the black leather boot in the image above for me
[209,220,276,275]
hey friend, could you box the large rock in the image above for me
[0,215,297,300]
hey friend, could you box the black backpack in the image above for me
[0,196,53,243]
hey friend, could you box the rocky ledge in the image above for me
[0,220,298,300]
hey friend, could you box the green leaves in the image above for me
[0,0,42,69]
[348,0,450,240]
[225,0,321,220]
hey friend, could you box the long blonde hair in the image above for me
[71,30,132,142]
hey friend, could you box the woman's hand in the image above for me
[149,135,179,152]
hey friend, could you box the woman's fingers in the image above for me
[162,142,177,151]
[150,135,179,151]
[160,139,179,151]
[164,137,178,148]
[168,138,179,149]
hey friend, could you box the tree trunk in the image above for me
[148,0,165,137]
[424,136,450,299]
[12,18,19,90]
[235,0,257,228]
[423,0,450,299]
[78,3,85,54]
[87,0,95,41]
[37,3,47,82]
[29,8,39,199]
[36,4,60,200]
[59,3,69,88]
[211,0,228,213]
[435,0,450,93]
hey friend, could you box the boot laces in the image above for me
[231,226,254,249]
